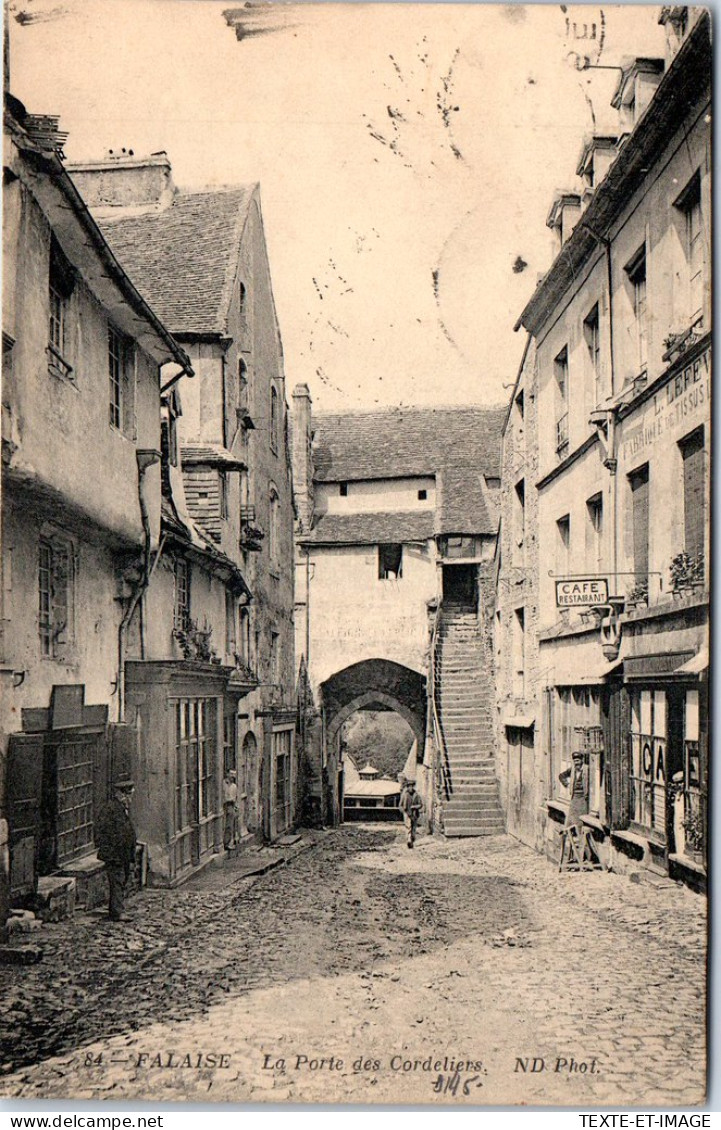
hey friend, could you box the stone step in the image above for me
[443,825,506,838]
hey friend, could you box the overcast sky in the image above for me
[9,1,666,411]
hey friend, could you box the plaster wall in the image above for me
[306,541,437,691]
[3,184,161,547]
[2,501,126,732]
[317,477,436,515]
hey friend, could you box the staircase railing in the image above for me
[430,604,453,800]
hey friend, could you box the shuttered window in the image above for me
[680,428,704,562]
[629,465,649,589]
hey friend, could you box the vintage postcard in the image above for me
[0,0,710,1109]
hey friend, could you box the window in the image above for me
[513,479,525,565]
[444,536,475,559]
[556,515,570,580]
[584,303,602,406]
[270,629,280,686]
[586,493,603,573]
[270,385,279,454]
[108,326,126,430]
[269,488,280,565]
[552,687,601,804]
[238,359,249,411]
[239,282,248,319]
[219,472,229,521]
[554,346,569,457]
[680,428,705,567]
[225,590,237,657]
[53,733,95,864]
[418,489,427,501]
[48,237,74,378]
[626,246,647,375]
[174,558,190,632]
[39,534,74,659]
[512,607,525,698]
[239,606,251,667]
[339,482,348,497]
[629,464,649,592]
[629,688,666,836]
[675,172,704,326]
[378,543,402,580]
[174,698,218,831]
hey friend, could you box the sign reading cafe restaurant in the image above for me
[555,578,609,608]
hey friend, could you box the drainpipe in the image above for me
[117,449,161,722]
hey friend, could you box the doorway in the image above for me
[443,563,478,609]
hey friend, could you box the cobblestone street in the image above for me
[0,827,706,1106]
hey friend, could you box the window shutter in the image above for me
[7,733,45,896]
[681,429,704,559]
[630,466,649,583]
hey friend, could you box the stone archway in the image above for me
[321,658,427,756]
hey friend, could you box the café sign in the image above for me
[555,578,609,607]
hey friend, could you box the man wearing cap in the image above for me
[95,779,137,921]
[559,751,589,830]
[223,769,239,850]
[399,778,423,848]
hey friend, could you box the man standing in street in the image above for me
[399,778,423,848]
[223,769,240,850]
[95,779,136,921]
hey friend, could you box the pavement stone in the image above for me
[0,826,706,1106]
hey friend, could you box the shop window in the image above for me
[625,245,647,377]
[681,688,705,859]
[174,698,217,831]
[378,543,403,580]
[39,534,75,660]
[679,428,705,567]
[629,464,649,592]
[174,558,191,632]
[629,688,666,837]
[552,686,601,803]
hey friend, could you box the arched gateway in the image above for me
[322,659,426,752]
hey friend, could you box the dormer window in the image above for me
[576,137,619,196]
[611,59,664,133]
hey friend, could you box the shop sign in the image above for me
[555,578,609,607]
[620,346,711,464]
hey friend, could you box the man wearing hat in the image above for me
[559,751,589,830]
[95,779,137,921]
[223,769,239,850]
[398,778,423,848]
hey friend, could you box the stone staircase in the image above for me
[436,602,505,837]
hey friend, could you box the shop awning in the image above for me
[551,657,623,686]
[624,651,695,680]
[674,647,709,676]
[502,714,535,729]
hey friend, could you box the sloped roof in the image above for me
[311,405,506,536]
[181,443,247,470]
[99,186,256,336]
[300,510,435,546]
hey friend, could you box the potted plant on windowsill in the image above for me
[625,578,648,612]
[670,551,704,597]
[682,810,705,864]
[173,618,214,662]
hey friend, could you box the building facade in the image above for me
[292,396,506,837]
[67,156,299,871]
[500,8,710,887]
[1,98,193,905]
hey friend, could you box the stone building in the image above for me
[500,7,711,887]
[67,155,299,873]
[1,97,192,906]
[291,394,506,837]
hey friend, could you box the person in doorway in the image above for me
[559,751,589,830]
[223,770,240,850]
[399,778,423,848]
[95,779,136,922]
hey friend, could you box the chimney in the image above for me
[66,150,176,217]
[291,383,314,534]
[546,192,582,252]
